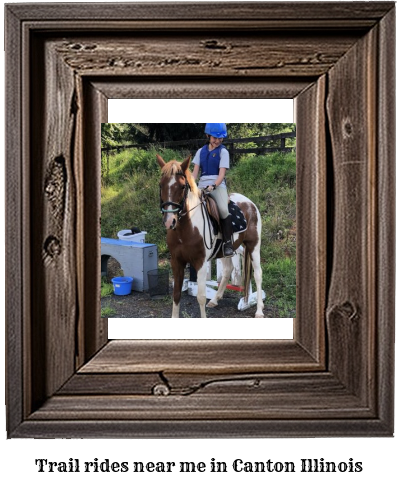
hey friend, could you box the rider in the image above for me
[192,123,234,257]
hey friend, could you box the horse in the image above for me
[157,154,264,318]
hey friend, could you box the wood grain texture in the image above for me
[326,26,377,404]
[30,36,78,408]
[7,2,394,22]
[14,418,391,439]
[376,6,395,431]
[79,340,321,374]
[5,2,395,438]
[29,393,372,421]
[21,19,384,33]
[53,34,360,78]
[91,79,311,100]
[5,4,25,437]
[58,372,163,395]
[81,81,108,361]
[295,75,326,363]
[61,371,363,398]
[35,373,375,423]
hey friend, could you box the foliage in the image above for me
[128,123,205,143]
[101,123,127,147]
[101,147,187,255]
[227,151,296,194]
[101,278,114,298]
[228,123,295,139]
[101,123,296,146]
[101,306,116,318]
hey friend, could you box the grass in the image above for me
[227,151,296,317]
[100,277,116,317]
[101,147,296,318]
[101,277,114,298]
[101,306,116,318]
[101,148,178,254]
[263,258,296,317]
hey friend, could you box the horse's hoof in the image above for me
[255,312,264,318]
[206,301,218,308]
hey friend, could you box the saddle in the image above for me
[202,192,248,236]
[203,194,220,235]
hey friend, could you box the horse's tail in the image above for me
[243,246,252,303]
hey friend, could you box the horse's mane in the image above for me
[162,160,201,198]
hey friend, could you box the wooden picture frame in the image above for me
[5,2,395,437]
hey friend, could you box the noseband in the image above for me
[160,172,191,220]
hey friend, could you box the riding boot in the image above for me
[221,215,234,257]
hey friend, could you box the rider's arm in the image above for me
[192,164,200,180]
[214,167,226,188]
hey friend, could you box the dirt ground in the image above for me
[101,258,273,318]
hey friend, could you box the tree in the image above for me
[101,123,296,146]
[126,123,205,143]
[101,123,127,147]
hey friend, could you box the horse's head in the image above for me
[157,154,192,230]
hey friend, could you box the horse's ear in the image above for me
[181,155,191,173]
[156,154,166,168]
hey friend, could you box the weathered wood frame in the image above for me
[5,2,395,438]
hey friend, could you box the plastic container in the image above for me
[111,276,133,296]
[147,269,169,299]
[117,229,147,243]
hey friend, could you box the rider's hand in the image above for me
[205,184,217,192]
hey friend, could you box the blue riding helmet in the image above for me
[205,123,227,138]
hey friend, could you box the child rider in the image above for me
[192,123,234,257]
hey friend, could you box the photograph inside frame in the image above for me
[101,121,296,331]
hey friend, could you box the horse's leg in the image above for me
[171,258,185,318]
[207,257,233,308]
[196,263,209,318]
[250,244,264,318]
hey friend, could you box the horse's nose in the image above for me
[167,218,176,230]
[163,213,176,230]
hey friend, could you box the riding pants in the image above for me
[209,186,229,219]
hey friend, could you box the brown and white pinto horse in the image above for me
[157,154,264,318]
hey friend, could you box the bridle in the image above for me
[159,171,216,251]
[160,171,191,221]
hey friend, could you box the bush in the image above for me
[101,147,188,254]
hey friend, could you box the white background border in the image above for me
[1,2,397,486]
[108,99,294,338]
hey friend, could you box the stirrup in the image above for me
[223,241,234,257]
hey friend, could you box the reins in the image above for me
[180,193,215,250]
[199,193,216,250]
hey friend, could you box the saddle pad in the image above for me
[229,201,247,234]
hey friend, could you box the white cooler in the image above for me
[117,229,147,243]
